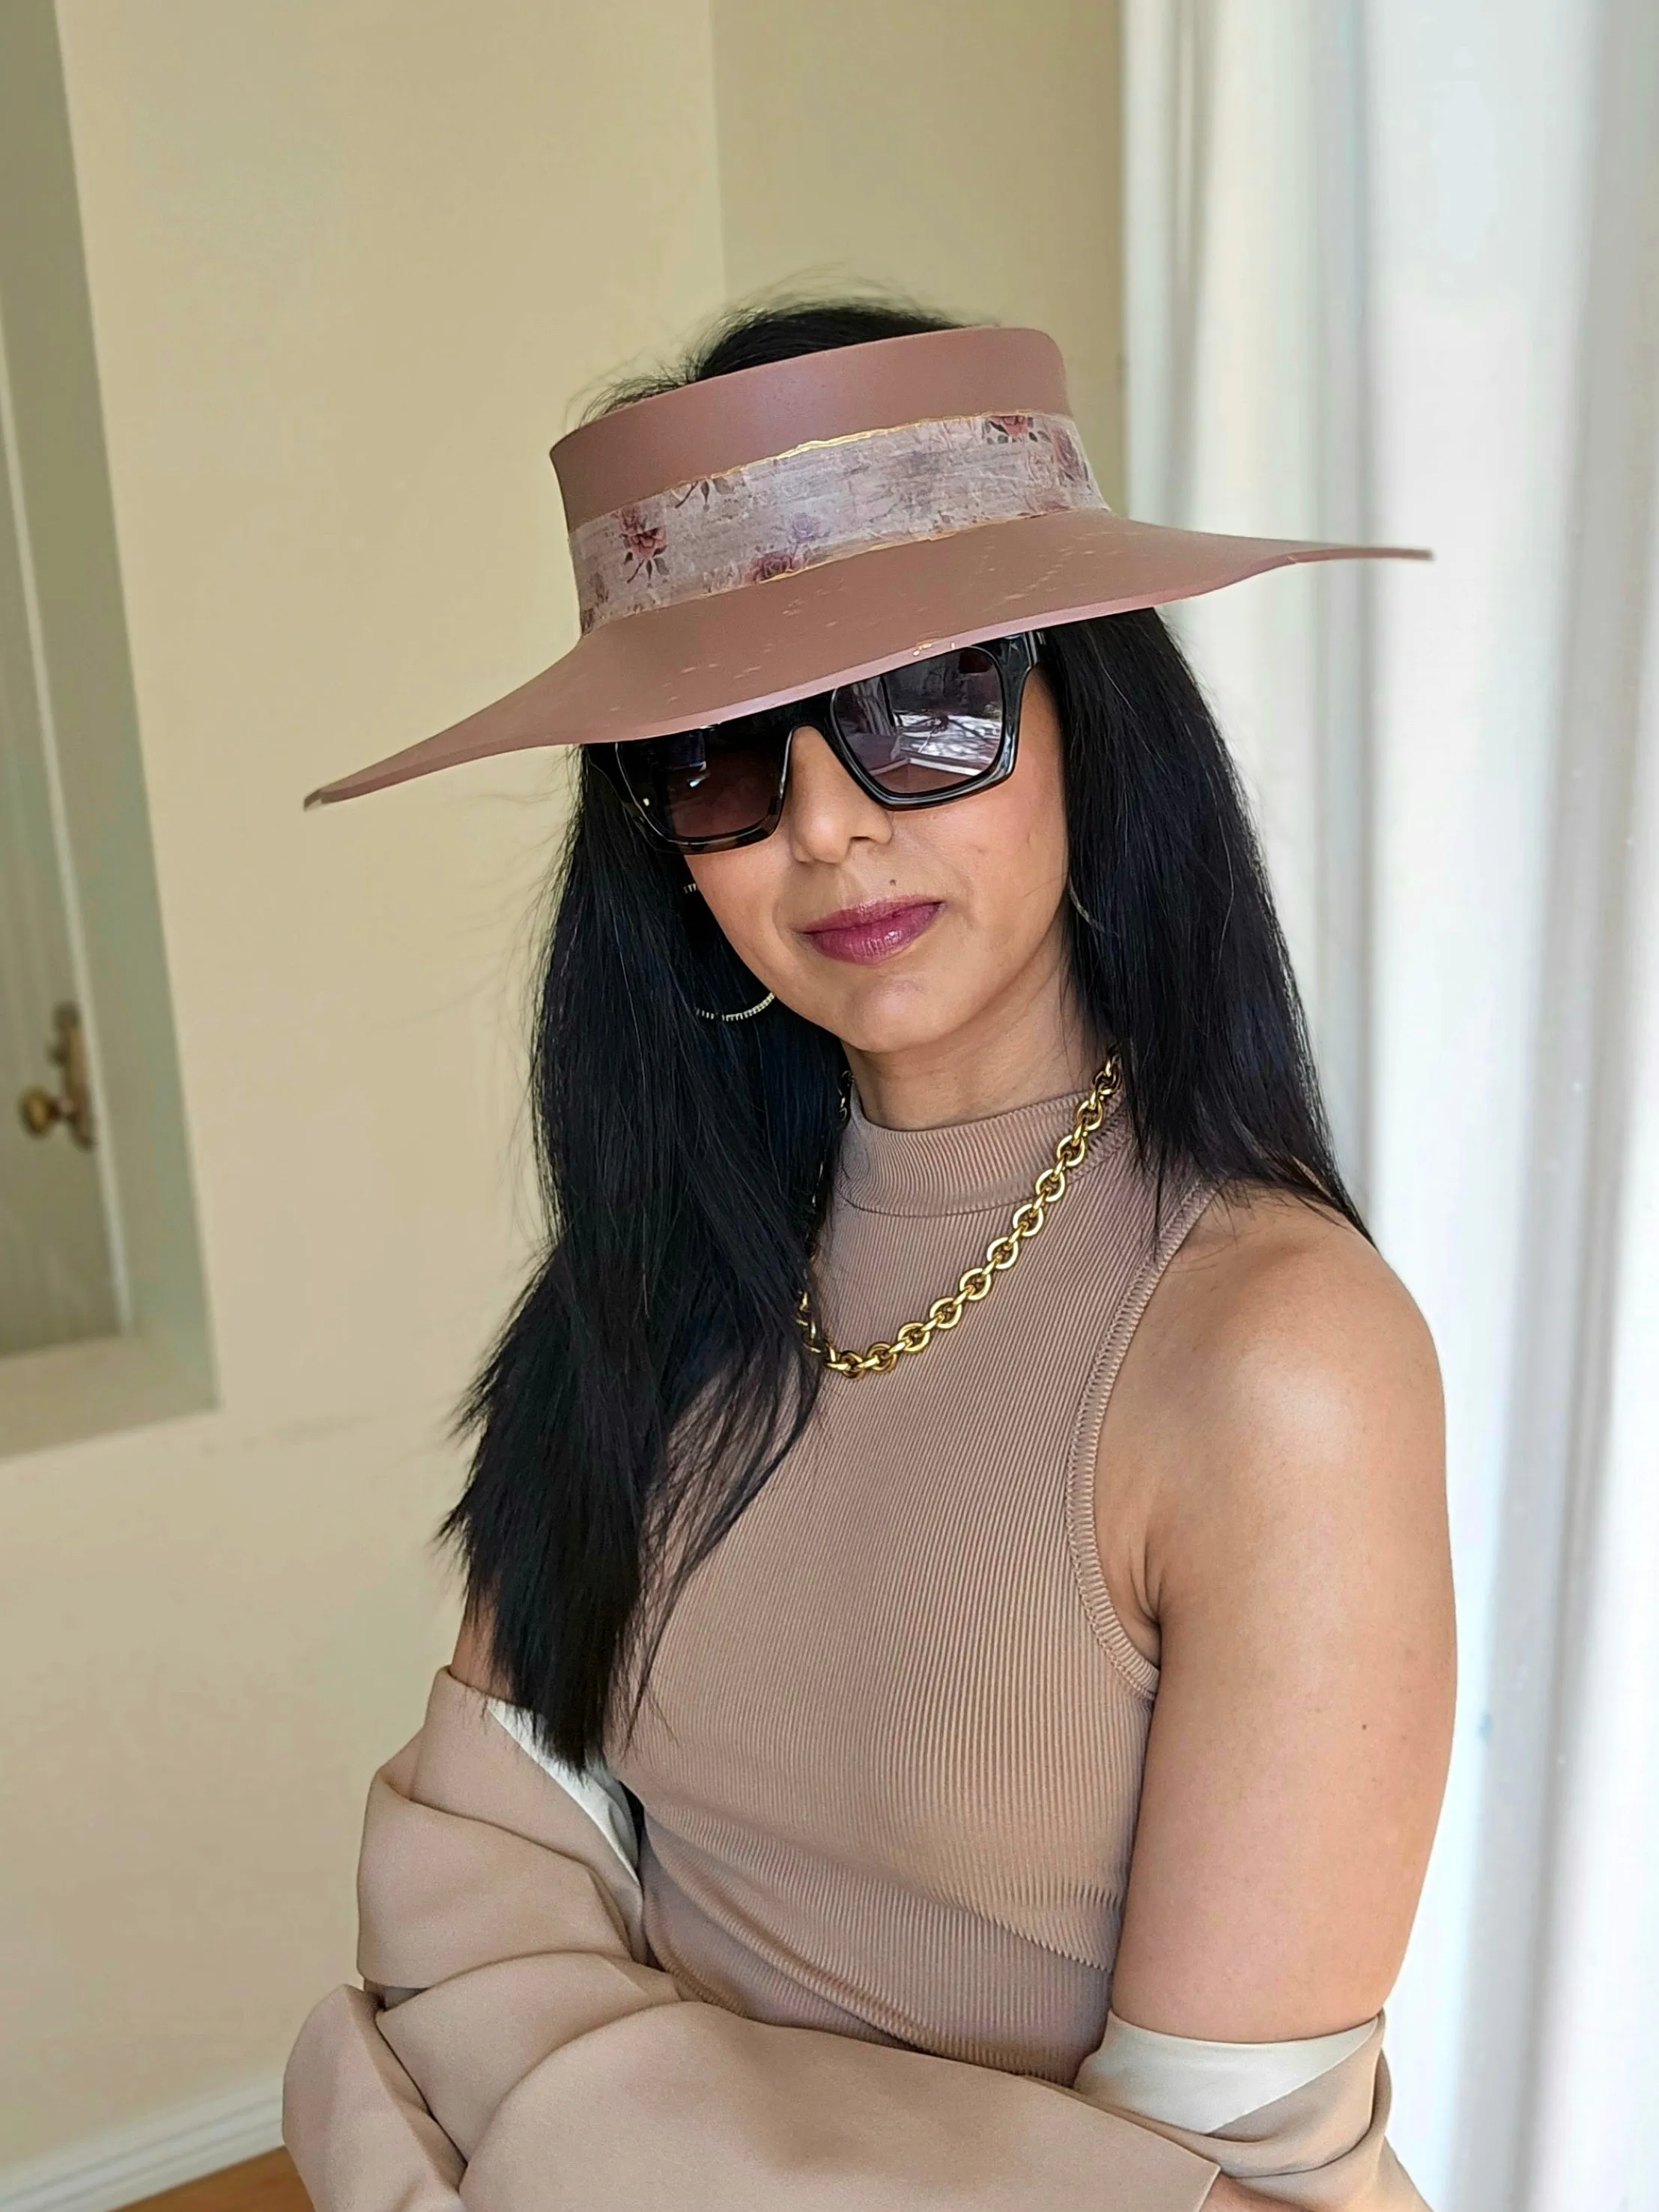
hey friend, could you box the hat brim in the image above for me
[304,508,1428,807]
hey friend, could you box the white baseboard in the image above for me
[0,2078,285,2212]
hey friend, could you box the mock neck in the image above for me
[835,1079,1120,1218]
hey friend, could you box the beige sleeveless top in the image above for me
[605,1083,1214,2086]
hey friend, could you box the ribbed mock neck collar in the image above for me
[836,1079,1120,1218]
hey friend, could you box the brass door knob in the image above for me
[19,1087,64,1135]
[17,1003,95,1150]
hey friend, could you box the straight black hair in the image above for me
[443,299,1363,1768]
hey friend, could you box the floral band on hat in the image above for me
[569,411,1106,633]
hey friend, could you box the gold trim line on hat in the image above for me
[568,410,1107,634]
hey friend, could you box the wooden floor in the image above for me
[127,2152,310,2212]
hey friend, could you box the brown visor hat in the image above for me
[305,324,1427,809]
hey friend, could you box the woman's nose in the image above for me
[782,723,893,861]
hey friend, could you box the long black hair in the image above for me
[444,299,1362,1767]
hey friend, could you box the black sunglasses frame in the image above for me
[593,630,1044,855]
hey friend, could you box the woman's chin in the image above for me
[787,977,977,1061]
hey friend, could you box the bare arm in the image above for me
[1095,1191,1454,2203]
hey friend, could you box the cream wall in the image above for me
[0,0,1123,2169]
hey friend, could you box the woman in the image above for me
[286,303,1454,2212]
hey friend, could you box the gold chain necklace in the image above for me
[797,1058,1122,1377]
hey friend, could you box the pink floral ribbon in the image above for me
[570,410,1105,633]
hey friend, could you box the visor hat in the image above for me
[305,323,1425,809]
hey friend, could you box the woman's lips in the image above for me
[799,898,943,965]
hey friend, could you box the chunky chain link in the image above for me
[797,1058,1122,1377]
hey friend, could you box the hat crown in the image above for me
[550,324,1073,532]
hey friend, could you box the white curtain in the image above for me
[1123,6,1659,2209]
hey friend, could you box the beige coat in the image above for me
[283,1671,1423,2211]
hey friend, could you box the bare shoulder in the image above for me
[1156,1184,1440,1449]
[1097,1185,1447,1659]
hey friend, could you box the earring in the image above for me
[1067,879,1103,930]
[695,989,776,1024]
[680,875,773,1018]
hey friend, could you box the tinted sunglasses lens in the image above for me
[834,646,1006,797]
[624,723,786,844]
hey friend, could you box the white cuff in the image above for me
[1075,2009,1379,2131]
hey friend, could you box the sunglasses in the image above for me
[595,631,1042,854]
